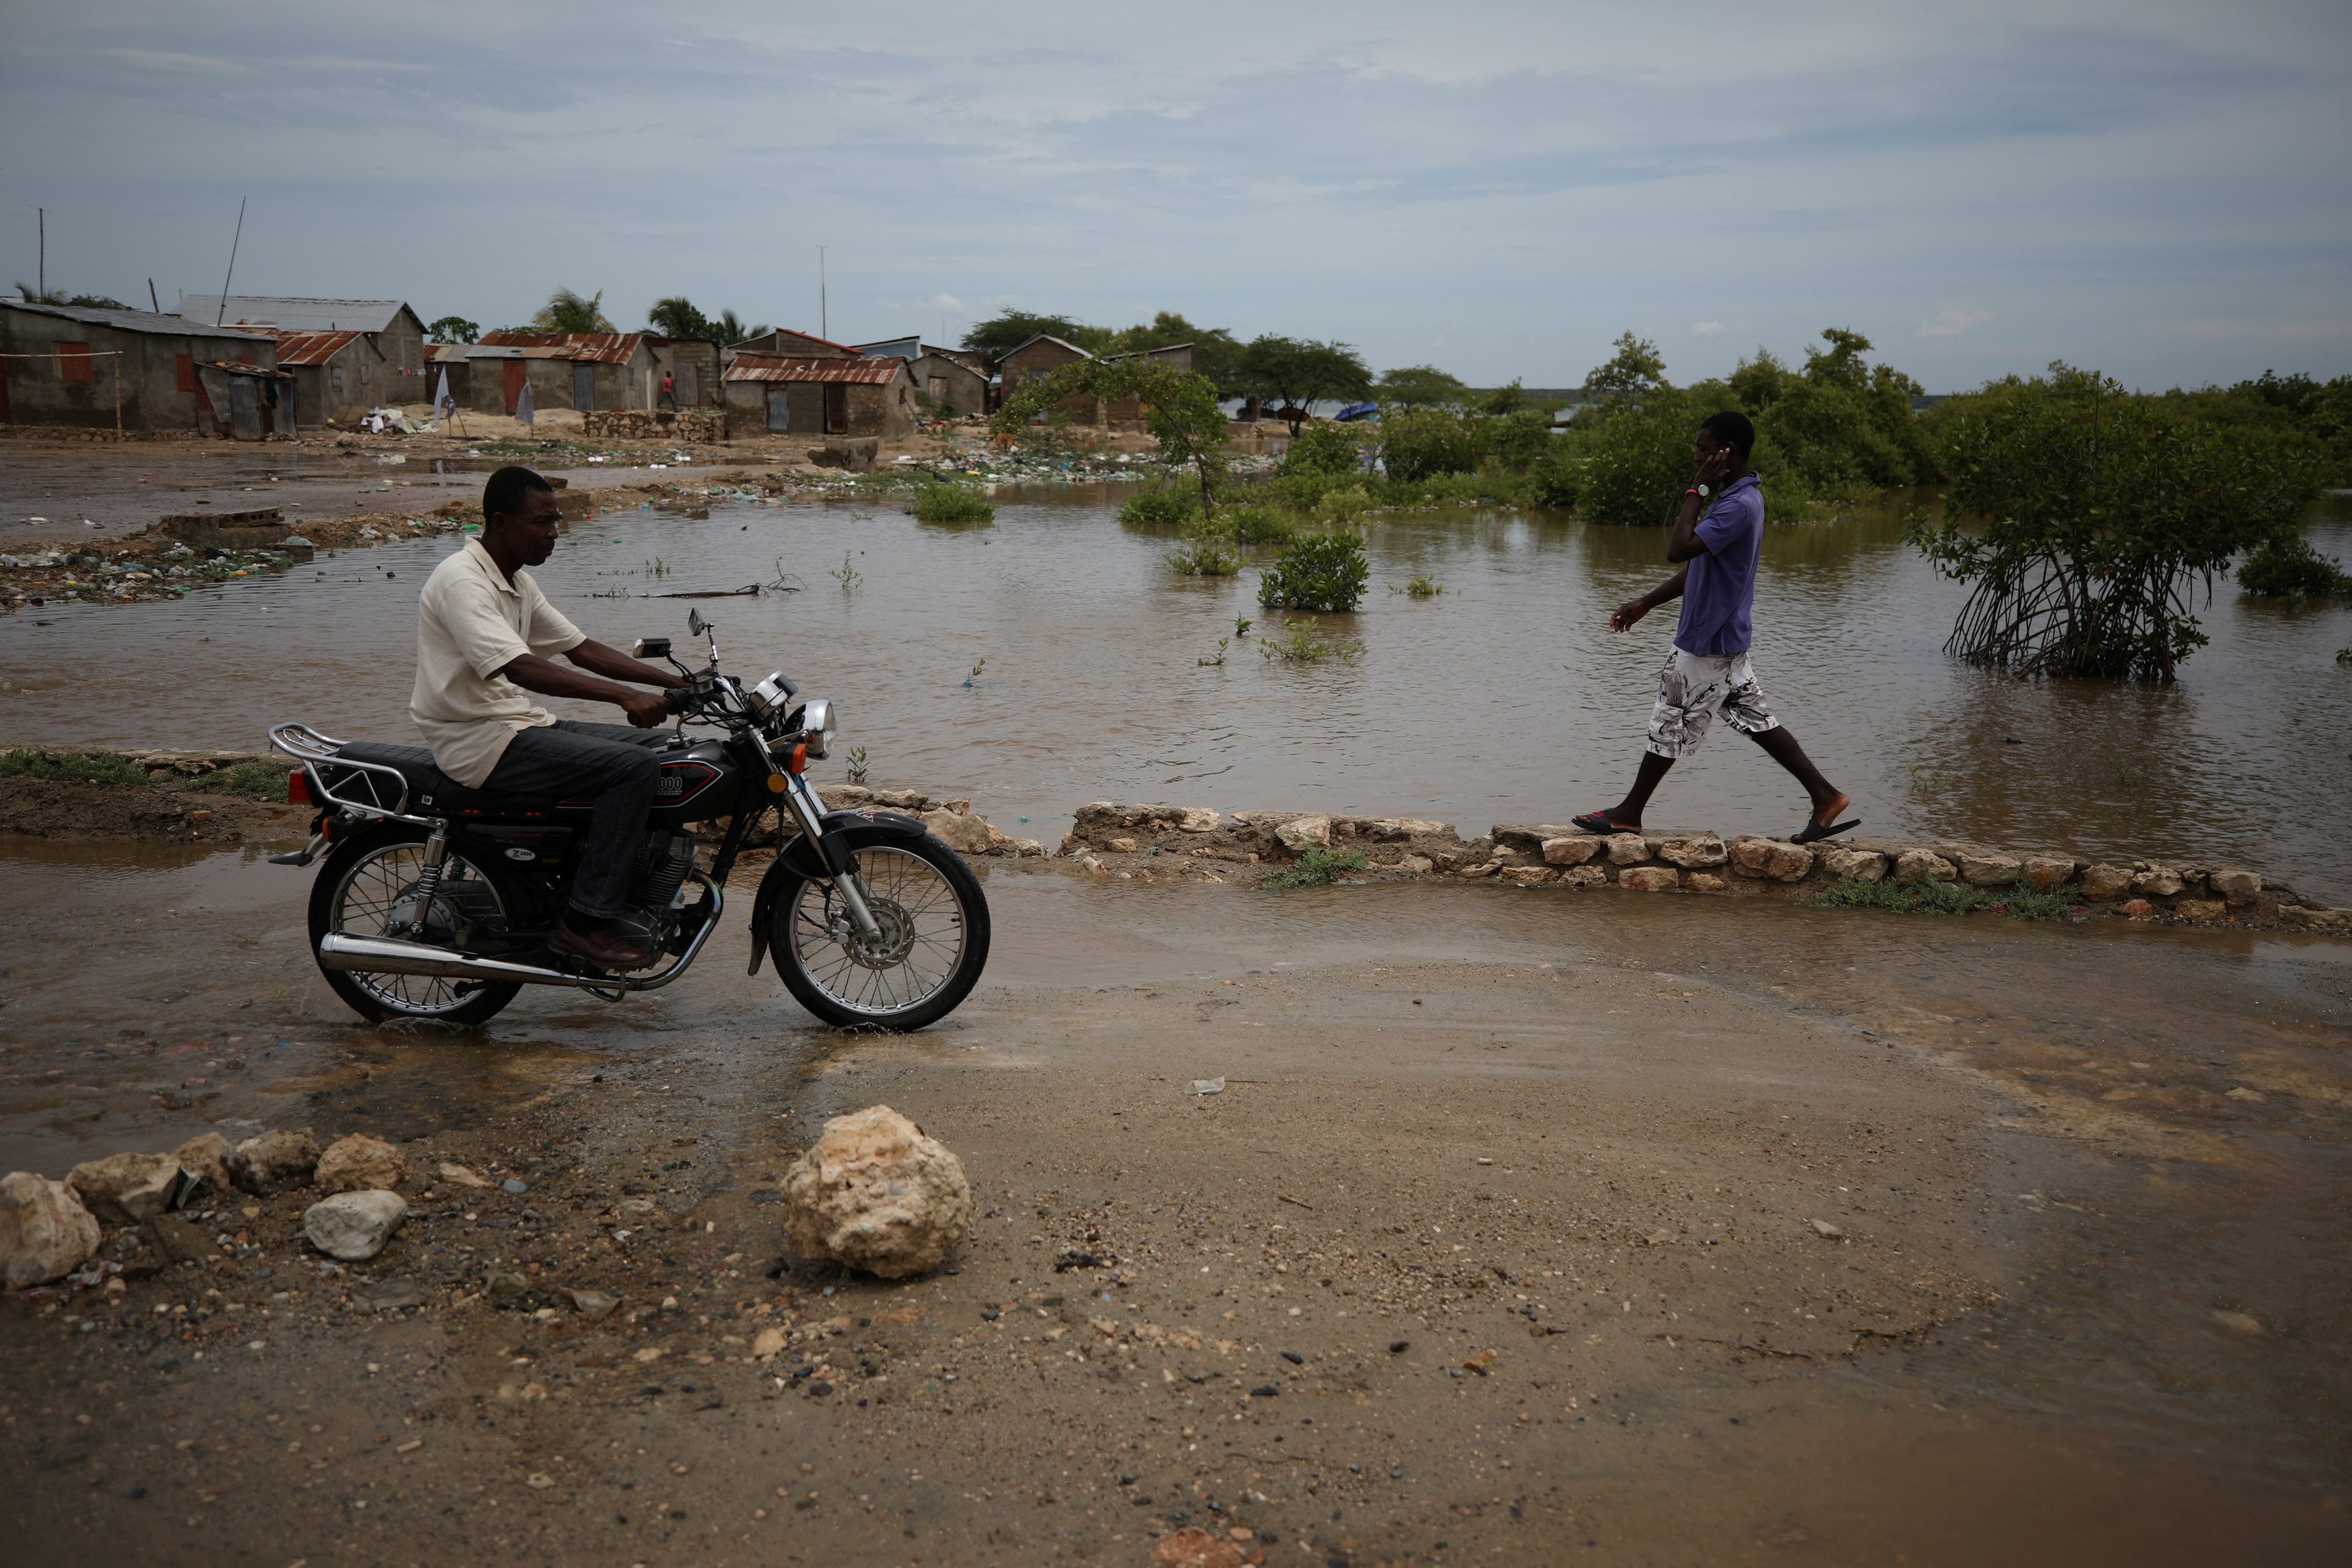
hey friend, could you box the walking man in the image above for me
[658,369,677,410]
[1573,411,1856,844]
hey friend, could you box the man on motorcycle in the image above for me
[411,465,685,969]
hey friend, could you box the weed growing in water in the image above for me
[2096,746,2149,785]
[845,745,870,787]
[1198,636,1230,666]
[1233,615,1253,639]
[1264,847,1371,889]
[1118,486,1201,531]
[1259,615,1366,664]
[911,480,995,524]
[1258,531,1370,613]
[964,657,987,687]
[1315,485,1375,525]
[829,552,862,592]
[1224,506,1297,546]
[1168,539,1243,576]
[1390,573,1443,599]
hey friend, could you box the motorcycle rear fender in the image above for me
[745,809,930,975]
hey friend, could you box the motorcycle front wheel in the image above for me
[308,824,526,1027]
[770,835,991,1031]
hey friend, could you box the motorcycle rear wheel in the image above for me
[309,824,526,1027]
[771,835,990,1031]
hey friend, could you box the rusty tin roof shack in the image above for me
[0,300,282,435]
[724,328,863,363]
[270,329,388,427]
[475,331,661,411]
[175,295,427,374]
[722,354,918,441]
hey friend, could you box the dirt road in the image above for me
[1,837,2346,1565]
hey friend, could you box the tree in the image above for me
[16,283,130,309]
[646,296,713,341]
[1584,331,1669,400]
[532,288,614,333]
[1108,311,1247,396]
[1578,393,1695,524]
[1378,406,1482,482]
[1374,365,1470,407]
[713,309,770,345]
[427,315,479,345]
[1908,365,2326,681]
[994,359,1228,516]
[1243,337,1370,425]
[961,310,1110,366]
[1480,378,1526,416]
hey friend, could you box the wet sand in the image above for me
[1,842,2345,1565]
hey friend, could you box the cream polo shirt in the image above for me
[410,536,586,787]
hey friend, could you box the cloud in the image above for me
[915,293,965,314]
[1690,320,1745,338]
[1916,308,1994,338]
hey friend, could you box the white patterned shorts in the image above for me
[1646,646,1778,758]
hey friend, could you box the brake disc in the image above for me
[837,896,916,969]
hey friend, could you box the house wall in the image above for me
[845,369,918,439]
[1001,339,1101,424]
[658,341,720,406]
[908,353,989,417]
[376,308,427,374]
[425,354,472,411]
[292,340,384,426]
[0,307,278,432]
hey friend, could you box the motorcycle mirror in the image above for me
[687,608,708,637]
[632,636,671,660]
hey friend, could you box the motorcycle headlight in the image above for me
[800,697,836,759]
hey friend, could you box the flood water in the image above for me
[5,482,2350,900]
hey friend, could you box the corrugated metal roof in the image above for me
[177,295,414,334]
[1001,333,1097,362]
[270,329,367,366]
[730,328,864,356]
[724,355,905,386]
[3,300,276,342]
[477,331,650,363]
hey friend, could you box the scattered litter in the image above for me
[1191,1077,1226,1096]
[1810,1219,1844,1238]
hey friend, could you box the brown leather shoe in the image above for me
[551,916,650,971]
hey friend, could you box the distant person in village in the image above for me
[410,466,687,970]
[1573,410,1857,844]
[659,370,677,410]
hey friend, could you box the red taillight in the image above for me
[288,769,311,805]
[786,744,808,775]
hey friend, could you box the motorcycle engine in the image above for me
[614,830,700,951]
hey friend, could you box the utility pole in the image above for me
[816,245,827,341]
[37,208,44,300]
[216,198,247,326]
[148,278,160,313]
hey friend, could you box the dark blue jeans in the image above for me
[484,720,666,920]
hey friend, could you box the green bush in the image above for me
[1378,407,1480,483]
[1263,469,1349,511]
[1222,505,1297,546]
[1265,847,1370,888]
[911,481,995,524]
[1316,485,1374,525]
[1476,408,1556,469]
[2237,537,2352,597]
[1258,531,1369,612]
[0,749,153,786]
[1523,445,1583,508]
[1118,485,1201,531]
[1578,397,1697,525]
[1167,539,1243,576]
[1283,421,1365,476]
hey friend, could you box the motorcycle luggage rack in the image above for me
[269,722,439,828]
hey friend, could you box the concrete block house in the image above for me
[177,295,427,399]
[474,332,661,412]
[722,353,917,439]
[0,300,284,435]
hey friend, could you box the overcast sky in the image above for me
[5,1,2346,390]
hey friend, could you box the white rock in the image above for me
[782,1105,972,1279]
[0,1172,102,1287]
[1275,815,1332,852]
[68,1150,181,1225]
[1174,808,1222,833]
[921,807,994,857]
[302,1190,409,1261]
[314,1134,409,1194]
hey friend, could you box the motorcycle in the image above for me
[267,609,989,1032]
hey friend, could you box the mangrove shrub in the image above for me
[1258,531,1370,613]
[1378,407,1481,483]
[910,481,995,524]
[1284,421,1366,476]
[1909,365,2326,681]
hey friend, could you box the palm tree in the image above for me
[646,296,711,340]
[532,288,614,334]
[715,309,770,345]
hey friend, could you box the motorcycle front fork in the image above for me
[780,771,884,940]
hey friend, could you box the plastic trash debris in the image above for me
[352,1278,425,1310]
[1192,1077,1226,1096]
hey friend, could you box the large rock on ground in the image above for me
[1619,866,1679,891]
[68,1151,181,1225]
[783,1105,972,1279]
[1604,834,1652,866]
[1656,835,1727,868]
[0,1172,102,1287]
[1541,836,1600,866]
[231,1129,320,1195]
[1895,849,1958,886]
[2209,869,2263,906]
[314,1134,410,1194]
[921,806,995,857]
[2021,857,2076,891]
[1957,851,2023,887]
[1731,838,1815,883]
[2076,864,2132,901]
[1275,815,1332,853]
[1820,846,1888,883]
[173,1133,234,1195]
[302,1190,409,1261]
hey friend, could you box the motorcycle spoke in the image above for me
[784,846,966,1018]
[329,844,505,1018]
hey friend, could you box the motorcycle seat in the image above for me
[324,741,558,818]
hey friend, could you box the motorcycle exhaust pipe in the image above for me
[318,932,618,990]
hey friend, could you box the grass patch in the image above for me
[1391,573,1443,599]
[1118,485,1201,531]
[910,481,995,524]
[1259,615,1365,663]
[1810,875,2081,922]
[1992,887,2077,921]
[200,763,294,801]
[0,749,153,787]
[1264,847,1370,889]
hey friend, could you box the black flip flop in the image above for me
[1571,811,1628,834]
[1791,815,1859,845]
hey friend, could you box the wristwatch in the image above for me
[1688,484,1711,498]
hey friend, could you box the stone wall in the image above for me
[580,409,727,443]
[1056,802,2352,934]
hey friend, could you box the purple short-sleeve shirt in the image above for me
[1674,472,1765,656]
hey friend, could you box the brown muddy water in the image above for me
[4,484,2350,898]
